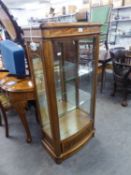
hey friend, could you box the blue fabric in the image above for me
[0,40,25,76]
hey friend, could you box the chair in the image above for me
[98,47,111,92]
[91,5,112,92]
[110,48,131,106]
[90,5,112,49]
[79,5,112,92]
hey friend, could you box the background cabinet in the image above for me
[109,5,131,48]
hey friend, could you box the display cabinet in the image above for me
[24,22,100,163]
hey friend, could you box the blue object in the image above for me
[0,40,25,76]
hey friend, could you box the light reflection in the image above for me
[28,80,33,87]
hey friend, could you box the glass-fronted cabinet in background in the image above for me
[24,22,100,163]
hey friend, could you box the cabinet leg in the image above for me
[55,158,62,164]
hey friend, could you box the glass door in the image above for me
[28,43,52,138]
[53,38,96,140]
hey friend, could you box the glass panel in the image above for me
[79,39,94,114]
[30,46,52,138]
[53,38,95,140]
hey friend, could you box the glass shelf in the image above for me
[113,5,131,10]
[54,61,77,82]
[119,34,131,37]
[56,88,91,117]
[112,19,131,22]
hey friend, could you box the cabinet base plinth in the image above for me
[42,129,95,164]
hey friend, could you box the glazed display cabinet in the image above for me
[24,22,100,163]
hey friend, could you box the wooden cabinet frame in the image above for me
[24,22,100,163]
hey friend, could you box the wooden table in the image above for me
[98,50,111,93]
[0,72,35,143]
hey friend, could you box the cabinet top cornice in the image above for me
[23,22,101,39]
[40,22,101,29]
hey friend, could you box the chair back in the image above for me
[90,5,112,49]
[110,47,131,106]
[110,48,131,81]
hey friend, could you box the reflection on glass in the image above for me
[32,56,52,138]
[53,39,94,140]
